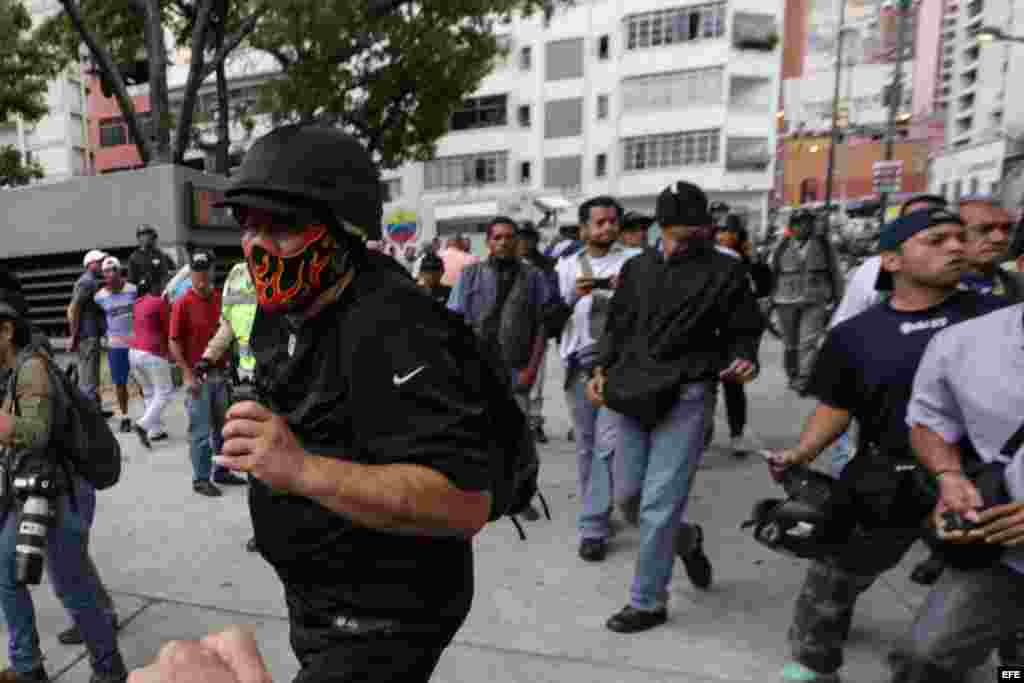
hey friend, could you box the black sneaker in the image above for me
[605,605,668,633]
[133,424,151,450]
[909,553,946,586]
[193,481,223,497]
[213,471,248,486]
[534,425,549,444]
[119,418,132,434]
[676,524,713,590]
[59,614,119,645]
[149,432,169,442]
[101,409,115,419]
[245,538,259,553]
[579,538,608,562]
[0,666,48,681]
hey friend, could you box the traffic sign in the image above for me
[872,160,903,194]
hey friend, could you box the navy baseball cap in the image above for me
[875,207,965,291]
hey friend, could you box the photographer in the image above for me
[889,299,1024,680]
[0,270,127,683]
[213,125,493,683]
[765,208,1007,683]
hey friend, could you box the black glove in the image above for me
[193,358,212,384]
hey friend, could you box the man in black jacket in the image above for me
[587,181,763,633]
[128,224,177,291]
[213,125,493,683]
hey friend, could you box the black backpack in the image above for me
[9,344,122,490]
[446,311,550,539]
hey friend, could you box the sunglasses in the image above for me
[231,205,320,230]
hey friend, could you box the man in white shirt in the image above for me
[556,196,635,562]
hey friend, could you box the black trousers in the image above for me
[721,381,747,439]
[292,627,459,683]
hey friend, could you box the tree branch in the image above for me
[198,6,267,82]
[172,0,215,163]
[57,0,152,164]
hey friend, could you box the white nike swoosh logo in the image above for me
[393,366,427,386]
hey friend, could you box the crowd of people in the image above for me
[0,120,1021,683]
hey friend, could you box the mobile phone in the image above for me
[591,277,613,290]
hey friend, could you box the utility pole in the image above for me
[823,0,848,217]
[879,0,913,220]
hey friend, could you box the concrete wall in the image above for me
[0,164,233,259]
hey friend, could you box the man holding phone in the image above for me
[555,196,635,562]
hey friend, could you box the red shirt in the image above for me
[170,288,223,370]
[130,294,170,357]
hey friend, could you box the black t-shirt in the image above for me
[248,256,491,622]
[424,284,452,306]
[807,290,1008,457]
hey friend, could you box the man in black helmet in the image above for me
[212,124,493,683]
[127,224,177,292]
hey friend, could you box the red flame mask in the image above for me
[243,225,340,314]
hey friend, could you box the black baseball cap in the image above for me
[621,211,653,232]
[875,207,965,291]
[190,250,214,272]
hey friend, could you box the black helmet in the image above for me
[742,466,854,560]
[621,211,653,232]
[215,124,383,240]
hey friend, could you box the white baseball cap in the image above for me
[83,250,107,267]
[101,256,121,271]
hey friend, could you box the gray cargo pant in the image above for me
[76,337,102,407]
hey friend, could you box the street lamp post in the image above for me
[823,1,849,220]
[879,0,913,221]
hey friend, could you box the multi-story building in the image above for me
[0,0,92,184]
[929,0,1024,208]
[777,0,940,210]
[382,0,784,247]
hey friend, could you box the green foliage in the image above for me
[0,145,45,187]
[0,0,64,123]
[249,0,558,168]
[34,0,150,73]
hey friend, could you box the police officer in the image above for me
[214,125,494,682]
[127,224,177,291]
[770,210,845,394]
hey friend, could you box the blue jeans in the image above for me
[0,477,124,676]
[828,431,853,478]
[617,382,711,611]
[186,378,229,483]
[566,370,617,541]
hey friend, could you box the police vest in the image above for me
[222,263,257,373]
[773,236,836,305]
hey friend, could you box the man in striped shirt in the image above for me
[95,256,138,434]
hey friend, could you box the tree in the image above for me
[37,0,265,165]
[249,0,562,168]
[0,0,63,124]
[0,146,45,188]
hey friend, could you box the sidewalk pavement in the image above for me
[11,340,997,681]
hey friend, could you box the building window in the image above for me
[450,95,508,131]
[381,178,402,202]
[545,38,584,81]
[622,129,720,172]
[597,94,610,120]
[544,155,583,189]
[969,176,979,195]
[544,98,583,139]
[423,151,509,191]
[518,104,531,128]
[595,153,608,178]
[621,68,723,113]
[725,137,772,170]
[520,161,532,183]
[953,179,963,202]
[598,35,611,60]
[99,117,127,147]
[520,46,532,70]
[625,4,726,51]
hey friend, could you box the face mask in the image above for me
[244,225,343,315]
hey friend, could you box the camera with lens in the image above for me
[11,470,58,585]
